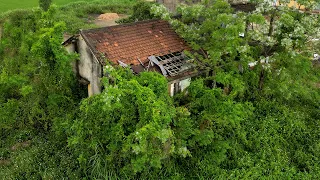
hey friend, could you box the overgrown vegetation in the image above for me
[1,0,320,179]
[39,0,52,11]
[0,0,137,33]
[117,1,156,23]
[0,0,100,13]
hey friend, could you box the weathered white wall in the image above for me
[157,0,201,12]
[179,78,191,92]
[65,43,75,54]
[156,0,180,12]
[169,83,175,96]
[229,0,249,4]
[168,77,191,96]
[78,35,102,96]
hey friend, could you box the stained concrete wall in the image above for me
[156,0,201,12]
[78,35,102,96]
[162,0,179,12]
[65,43,75,54]
[168,77,191,96]
[229,0,249,4]
[179,78,191,92]
[169,83,175,96]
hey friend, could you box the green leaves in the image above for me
[20,85,33,97]
[67,70,176,173]
[0,4,79,135]
[1,0,320,179]
[117,1,156,24]
[39,0,52,12]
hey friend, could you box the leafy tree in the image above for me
[65,70,173,175]
[117,1,156,23]
[150,0,320,178]
[152,0,320,98]
[39,0,52,11]
[0,4,78,149]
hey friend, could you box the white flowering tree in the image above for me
[152,0,320,98]
[149,1,320,178]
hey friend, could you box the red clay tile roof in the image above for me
[80,19,190,66]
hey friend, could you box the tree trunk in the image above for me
[245,18,250,36]
[259,69,265,91]
[0,25,2,41]
[268,10,276,37]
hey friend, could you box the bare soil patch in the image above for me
[11,140,32,151]
[0,159,11,166]
[93,13,128,27]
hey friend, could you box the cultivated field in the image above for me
[0,0,96,13]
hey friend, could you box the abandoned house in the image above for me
[63,19,198,96]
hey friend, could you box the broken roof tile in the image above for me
[80,19,190,65]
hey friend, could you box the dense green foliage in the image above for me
[0,6,83,179]
[0,0,99,13]
[117,1,156,23]
[0,0,136,179]
[1,0,320,179]
[0,0,137,33]
[39,0,52,11]
[150,0,320,178]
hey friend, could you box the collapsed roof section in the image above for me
[148,51,194,77]
[128,51,197,81]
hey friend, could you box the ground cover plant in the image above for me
[0,0,99,13]
[0,0,320,179]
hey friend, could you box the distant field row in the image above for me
[0,0,96,13]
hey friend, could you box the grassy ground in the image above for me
[0,0,138,33]
[0,0,97,13]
